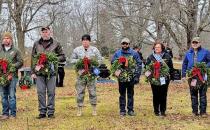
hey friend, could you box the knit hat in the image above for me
[2,32,13,40]
[121,38,130,44]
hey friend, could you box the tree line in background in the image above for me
[0,0,210,59]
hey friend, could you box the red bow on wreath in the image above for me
[118,56,128,67]
[0,59,8,74]
[38,53,47,66]
[192,67,204,82]
[20,85,28,90]
[83,57,90,73]
[153,61,161,79]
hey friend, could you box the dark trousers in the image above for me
[118,81,134,113]
[56,67,65,87]
[190,85,207,114]
[151,84,169,114]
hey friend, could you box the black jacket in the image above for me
[146,52,174,81]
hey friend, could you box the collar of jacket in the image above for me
[0,44,13,52]
[189,46,202,53]
[38,37,53,45]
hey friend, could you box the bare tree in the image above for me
[6,0,67,54]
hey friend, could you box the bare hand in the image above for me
[114,70,121,77]
[35,65,43,71]
[31,74,37,79]
[7,74,13,81]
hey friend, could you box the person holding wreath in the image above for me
[182,37,210,117]
[31,26,66,119]
[71,34,102,116]
[111,38,142,116]
[0,32,23,120]
[144,40,174,117]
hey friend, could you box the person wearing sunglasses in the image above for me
[111,38,142,116]
[182,37,210,117]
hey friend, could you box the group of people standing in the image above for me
[0,26,209,120]
[70,34,210,118]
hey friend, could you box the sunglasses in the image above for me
[192,41,199,44]
[121,42,129,45]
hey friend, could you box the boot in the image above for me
[77,107,82,117]
[92,105,97,116]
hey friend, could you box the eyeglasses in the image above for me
[192,41,199,44]
[121,42,129,45]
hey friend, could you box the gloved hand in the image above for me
[133,76,140,84]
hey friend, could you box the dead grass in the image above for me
[0,69,210,130]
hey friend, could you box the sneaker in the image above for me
[120,112,126,116]
[127,111,136,116]
[0,115,9,120]
[36,114,46,119]
[48,114,55,118]
[200,113,208,118]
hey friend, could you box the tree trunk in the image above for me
[186,0,198,49]
[16,25,25,55]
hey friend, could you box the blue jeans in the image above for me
[1,78,18,116]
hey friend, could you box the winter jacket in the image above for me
[31,37,66,75]
[182,47,210,78]
[0,44,23,77]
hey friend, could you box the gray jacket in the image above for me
[71,45,102,64]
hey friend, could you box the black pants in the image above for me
[118,81,134,113]
[151,84,169,114]
[190,84,207,114]
[56,67,65,87]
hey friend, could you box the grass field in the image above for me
[0,68,210,130]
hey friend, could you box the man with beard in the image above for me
[0,32,23,120]
[111,38,142,116]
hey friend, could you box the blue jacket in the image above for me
[111,48,142,77]
[182,47,210,77]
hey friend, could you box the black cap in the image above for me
[41,26,50,31]
[82,34,91,41]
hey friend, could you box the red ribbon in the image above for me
[20,85,28,90]
[118,56,128,67]
[83,57,90,73]
[38,53,47,66]
[153,61,161,79]
[119,56,126,63]
[192,67,204,82]
[0,59,8,74]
